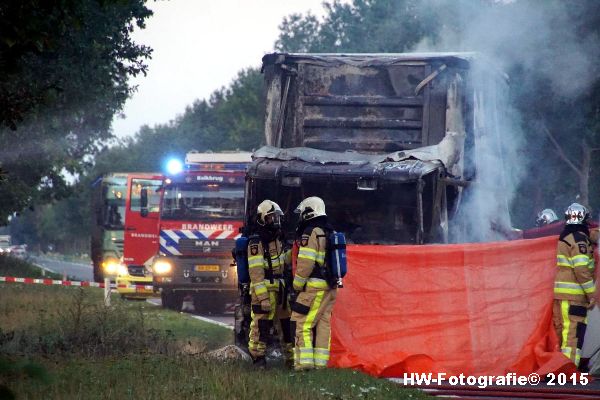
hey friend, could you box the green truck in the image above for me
[90,173,127,282]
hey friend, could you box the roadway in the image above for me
[146,297,234,329]
[29,255,93,282]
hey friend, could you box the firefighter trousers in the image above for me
[291,288,337,370]
[248,289,293,361]
[553,299,588,367]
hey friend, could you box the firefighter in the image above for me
[536,208,559,227]
[290,196,337,370]
[247,200,293,367]
[552,203,597,368]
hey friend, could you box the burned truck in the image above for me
[246,52,513,244]
[235,52,514,347]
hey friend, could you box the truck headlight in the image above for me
[153,260,172,275]
[102,258,120,275]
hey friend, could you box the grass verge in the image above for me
[0,283,425,399]
[7,356,427,400]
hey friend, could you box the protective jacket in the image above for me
[248,233,288,301]
[554,225,596,304]
[293,224,329,292]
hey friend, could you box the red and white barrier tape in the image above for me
[0,276,154,290]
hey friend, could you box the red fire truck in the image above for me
[125,152,251,312]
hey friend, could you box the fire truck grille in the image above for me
[127,266,146,277]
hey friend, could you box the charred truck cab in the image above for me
[152,152,252,313]
[247,146,451,245]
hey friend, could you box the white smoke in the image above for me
[414,0,600,242]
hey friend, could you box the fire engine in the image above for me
[126,152,251,312]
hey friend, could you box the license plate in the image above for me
[135,287,146,293]
[195,265,220,272]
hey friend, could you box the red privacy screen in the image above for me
[329,236,597,377]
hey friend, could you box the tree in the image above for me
[276,0,440,53]
[0,0,152,223]
[91,68,265,175]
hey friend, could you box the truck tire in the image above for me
[193,293,226,314]
[161,290,183,311]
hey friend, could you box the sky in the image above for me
[111,0,328,139]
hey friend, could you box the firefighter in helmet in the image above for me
[536,208,559,227]
[552,203,597,369]
[290,196,337,370]
[247,200,293,367]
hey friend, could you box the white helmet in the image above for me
[257,199,283,227]
[565,203,589,225]
[294,196,326,221]
[536,208,558,227]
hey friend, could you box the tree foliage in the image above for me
[275,0,441,53]
[0,0,152,224]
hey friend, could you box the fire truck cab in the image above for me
[120,173,163,298]
[148,152,251,312]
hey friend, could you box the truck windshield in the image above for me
[161,182,244,220]
[103,183,126,229]
[251,179,425,245]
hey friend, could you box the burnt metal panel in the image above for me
[262,53,464,154]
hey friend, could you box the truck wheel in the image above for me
[193,293,226,314]
[161,290,182,310]
[193,294,210,314]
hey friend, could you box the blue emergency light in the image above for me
[165,158,183,175]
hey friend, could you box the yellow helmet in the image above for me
[257,199,283,227]
[294,196,326,221]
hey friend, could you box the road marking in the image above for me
[145,298,234,330]
[191,315,234,330]
[33,263,57,274]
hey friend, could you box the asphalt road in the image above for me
[30,255,93,282]
[146,297,234,329]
